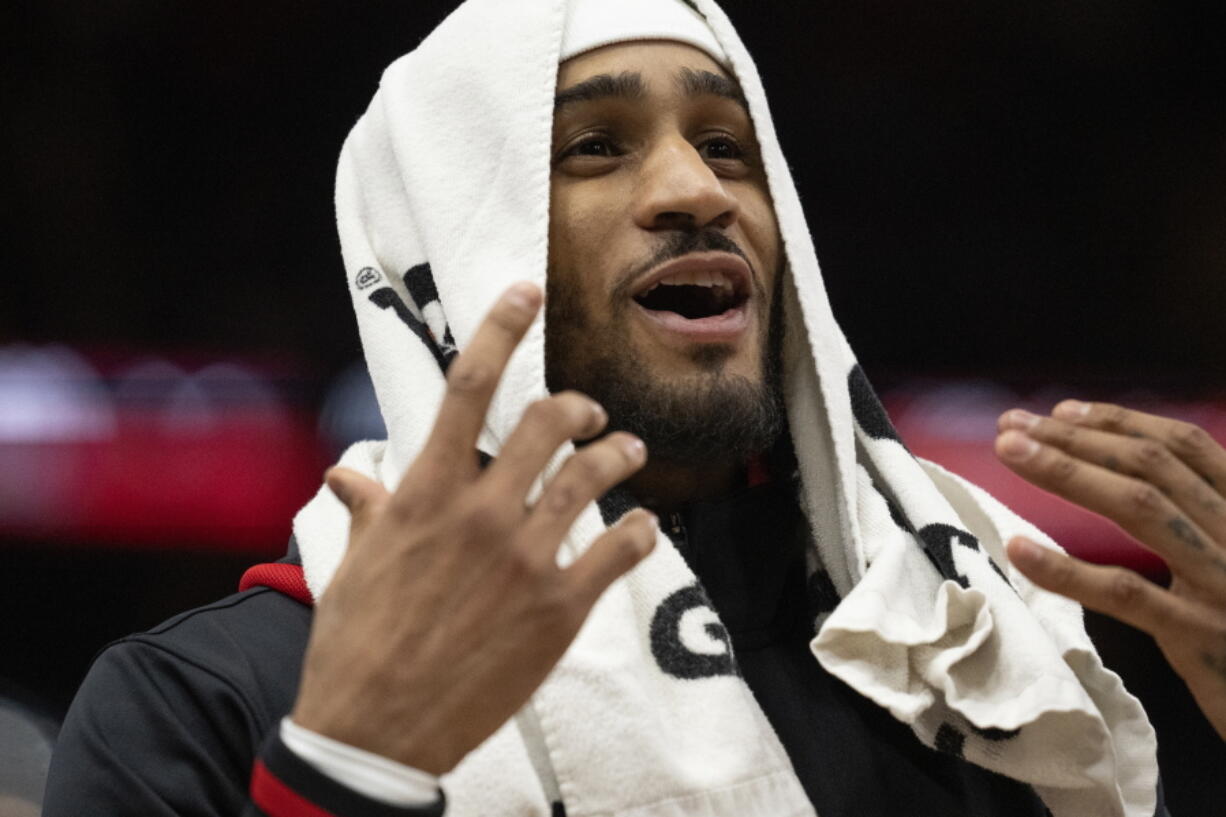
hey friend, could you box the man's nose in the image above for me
[631,138,739,232]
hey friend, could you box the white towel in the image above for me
[294,1,1161,814]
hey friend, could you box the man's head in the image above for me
[544,40,786,476]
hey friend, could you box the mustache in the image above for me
[613,230,753,299]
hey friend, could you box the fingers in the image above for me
[522,432,648,547]
[326,467,390,531]
[994,428,1226,590]
[1006,536,1192,642]
[414,283,542,486]
[1011,540,1226,743]
[483,391,608,501]
[1051,400,1226,490]
[565,508,658,603]
[1000,409,1226,544]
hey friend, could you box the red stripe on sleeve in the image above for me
[250,758,338,817]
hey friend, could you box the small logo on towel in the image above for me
[355,267,382,290]
[367,262,458,373]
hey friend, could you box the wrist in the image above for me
[254,725,447,817]
[290,701,457,776]
[280,717,441,807]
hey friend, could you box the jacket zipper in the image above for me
[667,510,689,557]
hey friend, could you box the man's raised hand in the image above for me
[995,401,1226,741]
[292,282,658,775]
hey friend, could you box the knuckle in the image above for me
[524,393,595,436]
[540,454,619,513]
[556,392,599,430]
[463,498,513,537]
[1046,453,1079,484]
[1132,440,1172,470]
[506,541,550,579]
[1171,422,1213,458]
[569,451,608,486]
[1050,420,1078,447]
[1101,403,1129,430]
[525,396,564,426]
[1104,569,1148,611]
[1043,553,1078,590]
[545,480,580,513]
[447,360,494,396]
[602,530,646,574]
[489,301,529,333]
[1197,484,1226,517]
[1128,482,1166,518]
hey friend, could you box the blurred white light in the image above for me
[0,345,115,441]
[318,361,386,452]
[897,381,1020,441]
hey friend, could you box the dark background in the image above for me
[7,0,1226,379]
[4,0,1225,811]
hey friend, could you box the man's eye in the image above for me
[565,137,619,158]
[699,137,744,161]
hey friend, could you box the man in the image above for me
[44,1,1226,815]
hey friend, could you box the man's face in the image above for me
[546,41,785,466]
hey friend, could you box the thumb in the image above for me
[325,466,388,529]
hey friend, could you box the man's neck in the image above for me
[622,459,741,515]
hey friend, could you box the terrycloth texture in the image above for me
[294,0,1161,814]
[561,0,728,64]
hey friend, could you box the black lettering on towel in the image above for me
[917,523,979,589]
[650,583,736,679]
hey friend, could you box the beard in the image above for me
[545,233,785,468]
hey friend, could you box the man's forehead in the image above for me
[555,41,747,113]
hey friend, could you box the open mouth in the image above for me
[631,266,750,320]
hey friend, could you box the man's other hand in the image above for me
[996,400,1226,741]
[291,282,658,775]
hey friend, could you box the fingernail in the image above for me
[1052,399,1090,422]
[1003,409,1041,430]
[590,401,607,429]
[503,282,540,312]
[998,430,1040,461]
[325,469,350,504]
[622,436,646,461]
[1009,536,1044,565]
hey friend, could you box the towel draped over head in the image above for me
[292,0,1161,814]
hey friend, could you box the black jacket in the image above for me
[45,477,1089,816]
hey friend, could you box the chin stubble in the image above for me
[545,265,785,468]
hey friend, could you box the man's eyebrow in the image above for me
[678,67,748,111]
[554,71,646,112]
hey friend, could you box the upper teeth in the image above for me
[642,270,735,294]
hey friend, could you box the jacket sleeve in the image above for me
[43,638,445,817]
